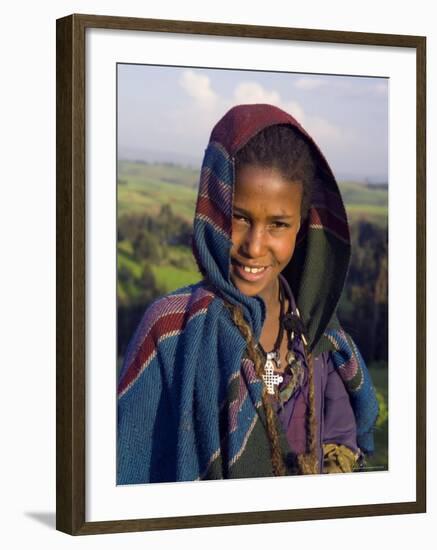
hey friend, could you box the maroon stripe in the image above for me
[311,187,347,223]
[229,359,260,432]
[309,207,349,242]
[199,167,233,215]
[118,331,158,396]
[241,358,258,384]
[118,294,213,395]
[198,191,230,227]
[196,195,230,233]
[210,105,303,155]
[229,380,248,433]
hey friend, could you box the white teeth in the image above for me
[243,266,265,273]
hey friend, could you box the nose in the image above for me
[241,224,268,258]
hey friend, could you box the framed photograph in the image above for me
[56,13,426,535]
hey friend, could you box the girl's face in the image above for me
[230,164,303,304]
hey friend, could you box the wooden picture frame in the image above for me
[56,13,426,535]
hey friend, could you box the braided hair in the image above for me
[226,123,319,475]
[224,302,287,476]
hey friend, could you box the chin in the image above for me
[231,275,267,298]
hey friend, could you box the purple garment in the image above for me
[273,339,358,470]
[268,275,358,471]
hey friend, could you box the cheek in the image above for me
[231,221,246,246]
[230,222,239,246]
[276,234,297,263]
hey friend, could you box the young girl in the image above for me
[117,103,379,483]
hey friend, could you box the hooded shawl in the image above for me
[117,104,379,484]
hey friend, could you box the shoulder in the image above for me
[118,282,217,396]
[149,281,217,328]
[134,281,215,338]
[323,328,363,373]
[313,325,362,378]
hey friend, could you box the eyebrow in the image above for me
[233,206,295,220]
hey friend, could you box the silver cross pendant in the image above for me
[262,352,283,395]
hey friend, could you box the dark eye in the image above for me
[233,214,250,224]
[270,221,290,229]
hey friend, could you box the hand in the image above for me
[323,443,359,473]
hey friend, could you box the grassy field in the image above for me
[338,180,388,207]
[119,161,199,188]
[118,161,198,221]
[118,238,200,297]
[345,204,388,227]
[118,247,143,278]
[151,264,200,291]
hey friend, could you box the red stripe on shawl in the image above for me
[198,167,233,216]
[339,356,360,382]
[228,383,248,434]
[340,336,360,382]
[311,187,348,223]
[309,207,349,242]
[118,294,213,395]
[326,330,360,383]
[196,195,230,234]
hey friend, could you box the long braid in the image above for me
[297,352,320,474]
[224,301,287,476]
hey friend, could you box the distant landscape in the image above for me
[117,159,388,471]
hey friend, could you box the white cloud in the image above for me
[232,82,306,123]
[233,82,281,105]
[179,75,312,135]
[280,100,306,123]
[304,116,343,143]
[179,70,218,107]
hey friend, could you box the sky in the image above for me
[117,64,388,183]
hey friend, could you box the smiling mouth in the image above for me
[232,260,271,282]
[242,265,267,273]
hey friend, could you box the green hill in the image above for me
[338,181,388,226]
[118,161,198,221]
